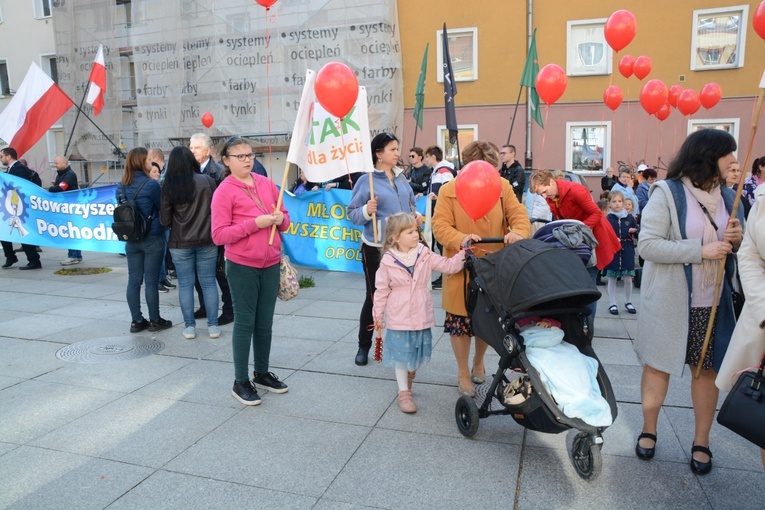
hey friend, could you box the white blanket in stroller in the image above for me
[521,326,613,427]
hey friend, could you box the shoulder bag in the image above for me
[716,353,765,449]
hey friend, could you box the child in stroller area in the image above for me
[373,213,466,414]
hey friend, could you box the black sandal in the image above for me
[609,305,619,315]
[690,444,713,475]
[625,302,637,314]
[635,432,657,460]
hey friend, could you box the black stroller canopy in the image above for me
[471,239,601,314]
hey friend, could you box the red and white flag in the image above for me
[0,62,73,156]
[86,44,106,115]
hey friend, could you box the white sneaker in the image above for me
[208,325,221,339]
[60,258,78,266]
[182,326,196,339]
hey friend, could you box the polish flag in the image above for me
[86,44,106,115]
[0,62,74,156]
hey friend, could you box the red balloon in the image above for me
[754,1,765,40]
[603,85,623,111]
[633,56,652,80]
[201,112,214,128]
[640,79,668,115]
[700,83,722,109]
[655,102,671,121]
[677,89,701,116]
[535,64,567,105]
[604,10,637,52]
[618,55,635,78]
[667,85,684,108]
[455,161,502,220]
[255,0,277,7]
[314,62,359,118]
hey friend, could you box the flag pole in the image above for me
[268,160,292,245]
[506,85,523,146]
[63,82,92,157]
[70,102,124,158]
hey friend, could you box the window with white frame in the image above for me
[437,27,478,83]
[41,54,59,83]
[687,118,740,152]
[691,5,748,70]
[437,124,477,168]
[567,19,612,76]
[34,0,52,19]
[566,122,610,172]
[0,60,10,97]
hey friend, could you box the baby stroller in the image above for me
[455,234,617,481]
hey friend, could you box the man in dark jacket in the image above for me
[50,155,84,265]
[407,147,432,198]
[1,147,42,270]
[499,144,525,202]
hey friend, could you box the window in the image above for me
[34,0,52,19]
[436,124,477,168]
[41,54,59,83]
[691,5,748,70]
[437,27,477,83]
[688,118,739,152]
[566,122,611,173]
[567,19,611,76]
[0,60,10,97]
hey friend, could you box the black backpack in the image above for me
[112,180,152,242]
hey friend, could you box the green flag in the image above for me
[413,43,429,131]
[520,29,544,128]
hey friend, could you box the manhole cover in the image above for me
[56,336,164,363]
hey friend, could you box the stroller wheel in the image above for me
[570,432,602,481]
[455,395,480,437]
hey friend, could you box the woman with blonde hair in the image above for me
[432,140,530,396]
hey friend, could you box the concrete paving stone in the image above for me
[134,359,244,409]
[40,318,134,345]
[267,336,335,370]
[45,282,125,299]
[664,406,765,472]
[0,307,33,324]
[312,499,378,510]
[292,299,363,320]
[35,349,193,393]
[106,470,318,510]
[0,441,19,457]
[32,393,238,468]
[273,297,312,315]
[623,318,638,338]
[0,375,22,391]
[46,299,128,320]
[698,465,765,509]
[324,428,521,509]
[303,270,363,289]
[272,314,357,341]
[257,371,395,426]
[590,316,631,339]
[0,339,69,378]
[286,285,342,301]
[336,327,360,343]
[300,340,393,378]
[164,411,370,498]
[0,291,80,313]
[591,337,640,366]
[0,380,124,444]
[377,382,526,445]
[0,446,154,510]
[602,363,642,404]
[516,445,711,510]
[153,329,231,360]
[0,313,95,340]
[318,287,367,304]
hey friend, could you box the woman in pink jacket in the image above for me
[373,213,466,413]
[211,137,290,406]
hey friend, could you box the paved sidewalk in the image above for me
[0,248,763,510]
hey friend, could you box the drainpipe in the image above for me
[525,0,533,170]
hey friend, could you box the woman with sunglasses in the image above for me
[211,137,291,406]
[349,132,421,366]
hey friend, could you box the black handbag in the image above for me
[716,354,765,449]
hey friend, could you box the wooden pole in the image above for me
[268,159,292,245]
[369,175,378,243]
[695,86,765,379]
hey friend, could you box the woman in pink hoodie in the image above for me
[373,213,465,413]
[211,137,290,406]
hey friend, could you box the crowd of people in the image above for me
[2,128,763,471]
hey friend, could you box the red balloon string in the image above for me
[626,81,633,165]
[338,126,355,188]
[536,106,550,171]
[658,117,663,165]
[263,8,274,178]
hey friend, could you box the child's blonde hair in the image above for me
[608,190,625,202]
[382,213,418,253]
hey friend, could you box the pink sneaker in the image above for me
[398,390,416,413]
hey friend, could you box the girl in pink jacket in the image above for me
[373,213,465,414]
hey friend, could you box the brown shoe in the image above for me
[407,371,416,391]
[397,390,416,413]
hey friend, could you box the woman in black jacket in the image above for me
[160,146,219,340]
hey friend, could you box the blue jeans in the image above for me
[125,234,164,322]
[170,245,219,327]
[159,229,170,282]
[68,249,82,259]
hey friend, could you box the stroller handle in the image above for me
[465,237,505,249]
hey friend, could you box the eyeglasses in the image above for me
[227,152,256,162]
